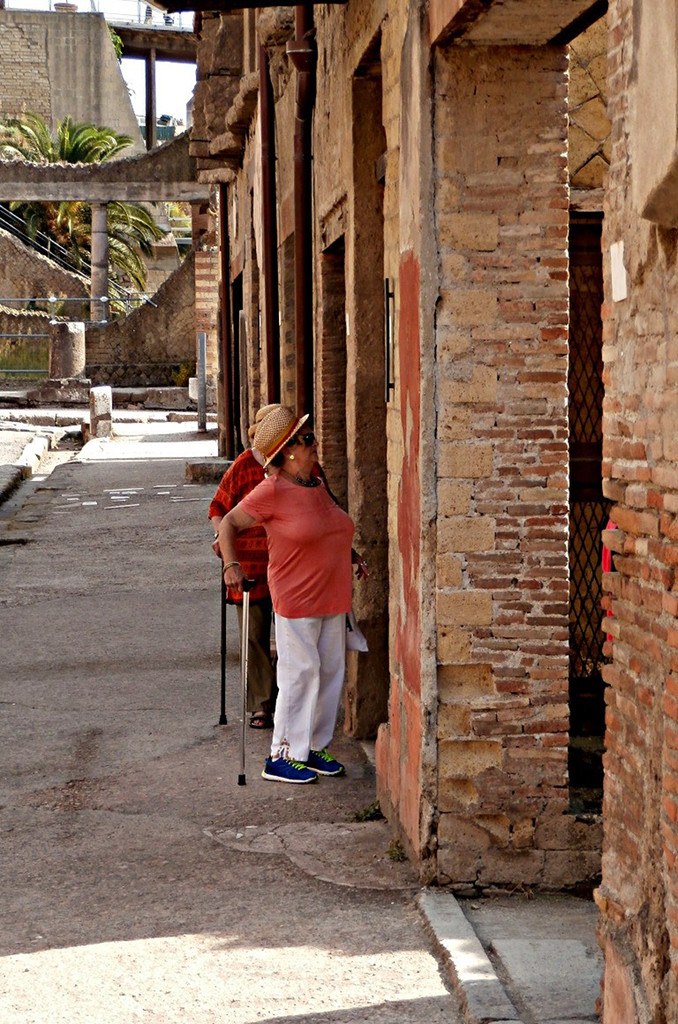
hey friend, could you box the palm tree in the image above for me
[0,113,165,293]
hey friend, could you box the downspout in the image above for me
[218,183,235,458]
[286,4,316,416]
[145,47,157,150]
[259,42,281,403]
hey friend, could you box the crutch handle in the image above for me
[242,578,255,592]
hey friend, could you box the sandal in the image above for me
[250,711,273,730]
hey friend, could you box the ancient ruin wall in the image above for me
[430,43,599,889]
[85,251,196,386]
[0,228,89,309]
[599,0,678,1018]
[569,19,610,191]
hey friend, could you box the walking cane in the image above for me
[218,575,228,726]
[238,578,255,786]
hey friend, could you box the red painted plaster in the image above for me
[395,250,422,700]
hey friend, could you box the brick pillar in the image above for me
[432,45,578,889]
[194,247,220,388]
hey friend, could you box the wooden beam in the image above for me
[550,0,608,44]
[160,0,345,12]
[114,26,197,63]
[429,0,491,46]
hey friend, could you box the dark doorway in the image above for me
[317,237,348,506]
[231,273,244,453]
[568,213,609,813]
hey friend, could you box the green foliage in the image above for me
[387,838,407,862]
[353,800,384,822]
[171,361,196,387]
[0,112,132,164]
[0,113,165,293]
[109,26,124,62]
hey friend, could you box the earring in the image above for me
[288,453,295,461]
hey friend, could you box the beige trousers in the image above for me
[235,598,277,713]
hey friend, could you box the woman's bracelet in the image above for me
[222,560,242,572]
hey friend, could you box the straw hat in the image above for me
[247,403,286,441]
[253,405,310,467]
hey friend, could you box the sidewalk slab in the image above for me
[418,891,522,1023]
[491,938,601,1022]
[418,890,601,1024]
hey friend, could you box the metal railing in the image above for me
[2,0,193,30]
[0,205,92,282]
[0,206,153,311]
[0,294,157,323]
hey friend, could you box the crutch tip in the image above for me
[237,774,247,786]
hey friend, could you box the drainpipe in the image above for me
[218,183,235,458]
[145,47,157,150]
[259,43,281,403]
[286,4,316,416]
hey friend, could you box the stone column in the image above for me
[90,203,109,323]
[49,321,86,379]
[89,385,113,438]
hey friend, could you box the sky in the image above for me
[120,57,197,125]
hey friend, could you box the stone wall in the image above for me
[569,19,610,190]
[199,2,608,888]
[0,227,89,312]
[0,11,144,152]
[598,0,678,1018]
[429,43,601,890]
[86,251,196,386]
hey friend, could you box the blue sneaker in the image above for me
[306,749,345,777]
[262,756,317,784]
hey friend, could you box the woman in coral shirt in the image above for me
[218,405,368,785]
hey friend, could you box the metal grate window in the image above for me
[568,215,608,810]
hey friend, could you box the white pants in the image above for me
[271,613,346,762]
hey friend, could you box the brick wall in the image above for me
[195,2,607,887]
[598,0,678,1018]
[86,251,196,386]
[0,18,51,122]
[0,12,144,150]
[194,247,219,386]
[432,44,600,889]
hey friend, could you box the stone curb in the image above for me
[417,890,524,1024]
[185,457,232,484]
[0,464,24,506]
[0,408,218,428]
[0,432,52,507]
[15,434,51,476]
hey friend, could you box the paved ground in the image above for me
[0,423,460,1024]
[0,413,604,1024]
